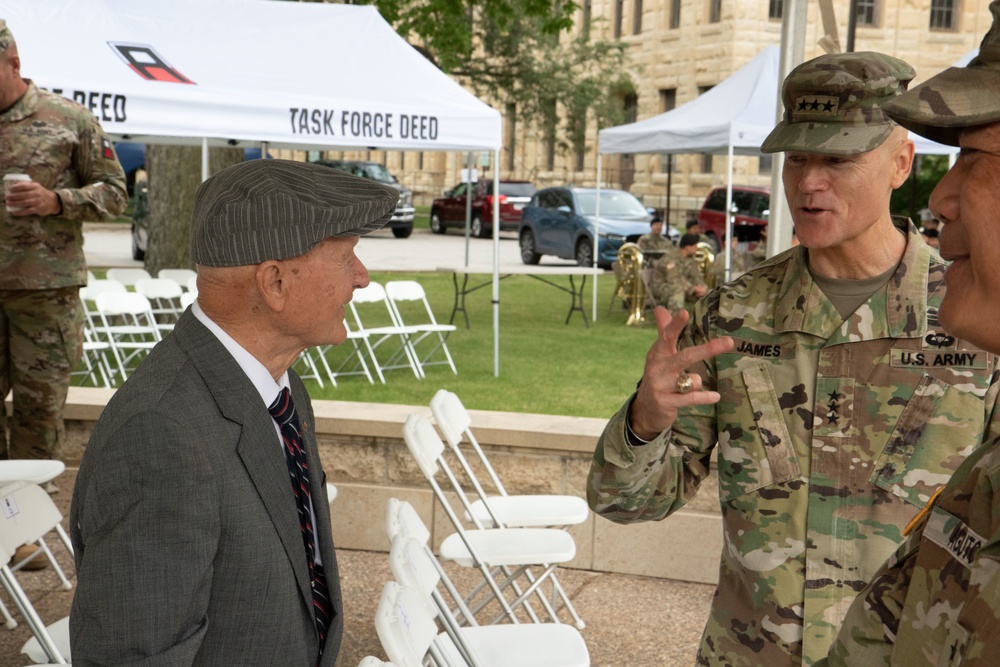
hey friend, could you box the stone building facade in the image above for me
[298,0,990,228]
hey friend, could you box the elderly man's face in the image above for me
[283,235,369,348]
[932,122,1000,351]
[782,128,913,251]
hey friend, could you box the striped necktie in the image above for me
[268,387,332,659]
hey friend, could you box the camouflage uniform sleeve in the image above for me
[586,291,719,524]
[56,113,127,222]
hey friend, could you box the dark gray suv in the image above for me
[313,160,416,238]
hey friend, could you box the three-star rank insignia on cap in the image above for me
[794,95,839,117]
[101,136,115,160]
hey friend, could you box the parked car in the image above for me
[430,180,536,238]
[313,159,416,238]
[696,185,770,245]
[518,186,655,268]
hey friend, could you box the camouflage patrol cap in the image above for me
[761,52,915,156]
[884,1,1000,146]
[190,159,398,267]
[0,20,14,54]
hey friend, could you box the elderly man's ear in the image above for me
[255,260,291,313]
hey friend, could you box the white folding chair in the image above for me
[385,280,458,376]
[375,581,446,667]
[315,320,377,385]
[187,275,199,293]
[105,267,152,287]
[294,348,327,389]
[430,390,590,529]
[357,658,398,667]
[402,415,577,626]
[348,283,423,380]
[0,482,71,664]
[157,268,197,290]
[93,291,162,383]
[389,534,590,667]
[180,292,197,309]
[74,325,115,388]
[385,498,479,631]
[135,277,185,331]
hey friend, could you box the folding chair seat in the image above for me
[402,415,577,626]
[157,268,197,290]
[385,280,457,376]
[388,533,590,667]
[180,291,197,309]
[348,282,422,379]
[0,482,72,664]
[105,267,152,287]
[93,291,162,383]
[135,277,185,331]
[430,390,590,530]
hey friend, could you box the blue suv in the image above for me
[518,186,655,268]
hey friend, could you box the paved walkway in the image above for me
[1,467,715,667]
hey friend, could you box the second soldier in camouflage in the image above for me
[587,51,1000,666]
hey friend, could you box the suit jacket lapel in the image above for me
[171,313,313,613]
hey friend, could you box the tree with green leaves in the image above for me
[368,0,633,157]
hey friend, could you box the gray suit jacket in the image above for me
[70,311,342,666]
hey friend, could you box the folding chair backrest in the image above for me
[357,658,398,667]
[389,534,442,601]
[106,267,152,287]
[374,581,439,667]
[402,414,445,479]
[386,280,441,326]
[0,482,62,560]
[80,279,127,300]
[95,291,160,327]
[351,282,401,325]
[135,277,183,301]
[430,388,472,447]
[431,390,507,497]
[157,268,197,289]
[385,497,431,546]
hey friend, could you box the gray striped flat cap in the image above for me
[190,159,398,267]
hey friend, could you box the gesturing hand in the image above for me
[629,306,734,441]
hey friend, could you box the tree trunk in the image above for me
[145,145,244,275]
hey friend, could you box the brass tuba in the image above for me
[616,242,647,326]
[692,241,716,289]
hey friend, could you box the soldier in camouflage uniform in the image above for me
[650,233,707,315]
[637,215,675,257]
[0,20,127,462]
[822,4,1000,665]
[587,51,1000,667]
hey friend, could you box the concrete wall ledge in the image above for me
[53,386,722,584]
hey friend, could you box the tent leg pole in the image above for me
[492,150,501,377]
[593,151,602,323]
[201,138,209,182]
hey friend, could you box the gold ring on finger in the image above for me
[675,372,695,394]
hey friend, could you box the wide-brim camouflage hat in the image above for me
[884,1,1000,146]
[761,52,915,156]
[190,159,398,267]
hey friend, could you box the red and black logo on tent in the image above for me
[107,43,195,84]
[101,137,115,160]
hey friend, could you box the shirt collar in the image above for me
[191,300,289,408]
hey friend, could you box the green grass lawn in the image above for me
[303,271,657,418]
[86,268,658,418]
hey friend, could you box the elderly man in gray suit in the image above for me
[69,159,399,667]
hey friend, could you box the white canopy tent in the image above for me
[3,0,510,375]
[594,46,959,318]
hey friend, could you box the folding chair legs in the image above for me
[0,567,68,663]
